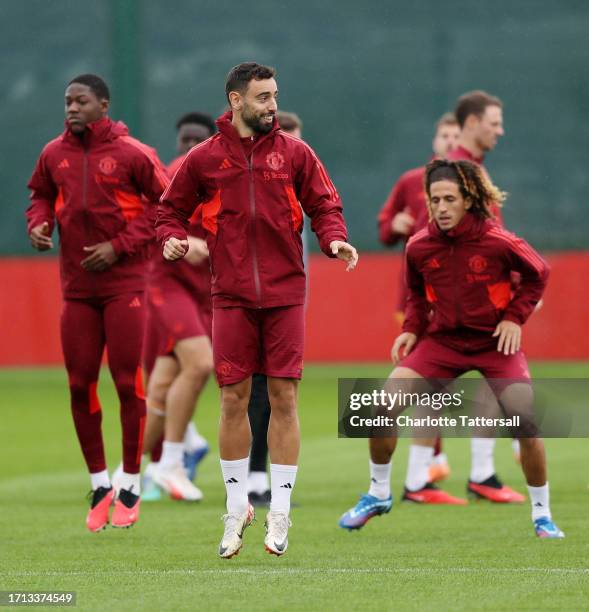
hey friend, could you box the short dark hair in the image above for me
[68,74,110,100]
[454,91,502,128]
[435,112,458,132]
[277,111,302,133]
[225,62,276,101]
[175,111,216,135]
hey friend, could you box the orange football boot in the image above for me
[111,488,141,528]
[86,487,115,532]
[402,483,467,505]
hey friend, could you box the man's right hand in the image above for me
[163,237,189,261]
[29,222,53,251]
[391,211,415,236]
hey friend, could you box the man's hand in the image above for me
[330,240,358,271]
[493,320,521,355]
[391,332,417,365]
[391,210,415,236]
[29,222,53,251]
[81,241,118,272]
[184,236,209,265]
[163,237,189,261]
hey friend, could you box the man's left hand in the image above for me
[493,320,521,355]
[330,240,358,271]
[81,241,118,272]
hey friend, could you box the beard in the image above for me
[242,105,275,134]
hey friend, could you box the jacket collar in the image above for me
[62,116,128,146]
[215,110,279,148]
[452,144,484,165]
[428,211,489,243]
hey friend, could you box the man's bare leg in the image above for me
[153,338,213,501]
[218,377,253,515]
[164,336,213,442]
[143,356,178,454]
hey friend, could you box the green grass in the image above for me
[1,363,588,611]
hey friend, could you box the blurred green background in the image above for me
[2,0,588,253]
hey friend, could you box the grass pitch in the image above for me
[1,363,588,611]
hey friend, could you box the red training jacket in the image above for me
[377,166,428,248]
[402,213,549,353]
[27,117,169,298]
[377,165,429,312]
[157,111,348,309]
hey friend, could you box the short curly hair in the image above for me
[424,159,506,220]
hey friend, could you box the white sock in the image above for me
[405,445,434,491]
[270,464,298,513]
[143,461,158,480]
[368,460,392,499]
[90,470,111,490]
[183,421,208,453]
[432,452,448,466]
[118,472,141,495]
[248,470,269,495]
[528,483,551,521]
[220,457,250,514]
[512,439,521,455]
[470,438,496,483]
[159,441,184,471]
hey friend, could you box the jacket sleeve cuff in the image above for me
[320,233,348,257]
[401,318,425,336]
[27,215,54,235]
[111,236,126,256]
[502,311,525,325]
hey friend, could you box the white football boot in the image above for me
[153,464,203,501]
[219,504,255,559]
[264,510,291,556]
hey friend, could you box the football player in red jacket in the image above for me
[27,74,168,532]
[377,112,460,497]
[340,159,563,539]
[158,62,358,558]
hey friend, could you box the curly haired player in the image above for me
[340,159,563,539]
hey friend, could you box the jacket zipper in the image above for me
[248,151,262,305]
[82,145,90,246]
[450,244,461,327]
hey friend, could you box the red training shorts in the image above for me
[400,336,531,395]
[213,305,304,386]
[143,283,212,375]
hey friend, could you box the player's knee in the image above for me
[69,380,95,411]
[147,378,169,408]
[268,385,297,416]
[113,374,139,403]
[221,386,249,420]
[511,416,540,438]
[182,355,214,382]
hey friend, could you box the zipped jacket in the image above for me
[156,112,348,308]
[402,213,549,353]
[27,117,168,298]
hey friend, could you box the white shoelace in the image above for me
[266,511,291,540]
[221,513,244,540]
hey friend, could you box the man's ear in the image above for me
[228,91,242,111]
